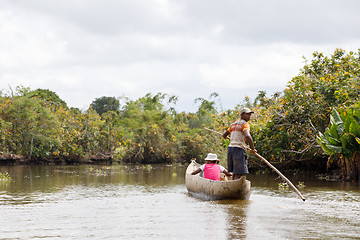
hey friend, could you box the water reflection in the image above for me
[217,200,249,239]
[0,164,185,193]
[0,164,359,239]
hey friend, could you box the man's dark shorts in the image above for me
[227,147,249,174]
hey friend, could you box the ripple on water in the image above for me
[1,166,359,239]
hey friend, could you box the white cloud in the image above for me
[1,0,360,112]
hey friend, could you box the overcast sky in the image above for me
[1,0,360,112]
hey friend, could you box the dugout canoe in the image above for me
[185,160,251,200]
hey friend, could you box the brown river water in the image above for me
[0,164,359,240]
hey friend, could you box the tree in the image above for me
[115,93,208,163]
[90,96,120,116]
[27,88,67,109]
[194,92,221,129]
[195,92,220,116]
[0,86,61,159]
[253,49,360,168]
[97,110,123,155]
[317,107,360,182]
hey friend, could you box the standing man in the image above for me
[223,107,257,180]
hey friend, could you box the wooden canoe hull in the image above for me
[185,160,251,200]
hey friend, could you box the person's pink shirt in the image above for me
[204,164,221,181]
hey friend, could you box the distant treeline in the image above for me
[1,49,360,181]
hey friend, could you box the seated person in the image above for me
[191,153,232,181]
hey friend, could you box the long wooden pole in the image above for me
[253,152,305,201]
[204,127,306,201]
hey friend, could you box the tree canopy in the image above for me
[90,96,120,116]
[1,49,359,180]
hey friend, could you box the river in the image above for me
[0,164,359,239]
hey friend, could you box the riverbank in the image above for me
[0,154,113,165]
[1,153,347,184]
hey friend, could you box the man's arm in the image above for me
[243,129,256,153]
[223,130,230,139]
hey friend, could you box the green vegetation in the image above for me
[0,88,209,164]
[0,49,359,182]
[249,49,360,174]
[90,96,120,116]
[0,171,11,182]
[317,106,360,182]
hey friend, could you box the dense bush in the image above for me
[1,49,359,176]
[0,90,211,163]
[317,105,360,182]
[252,49,360,169]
